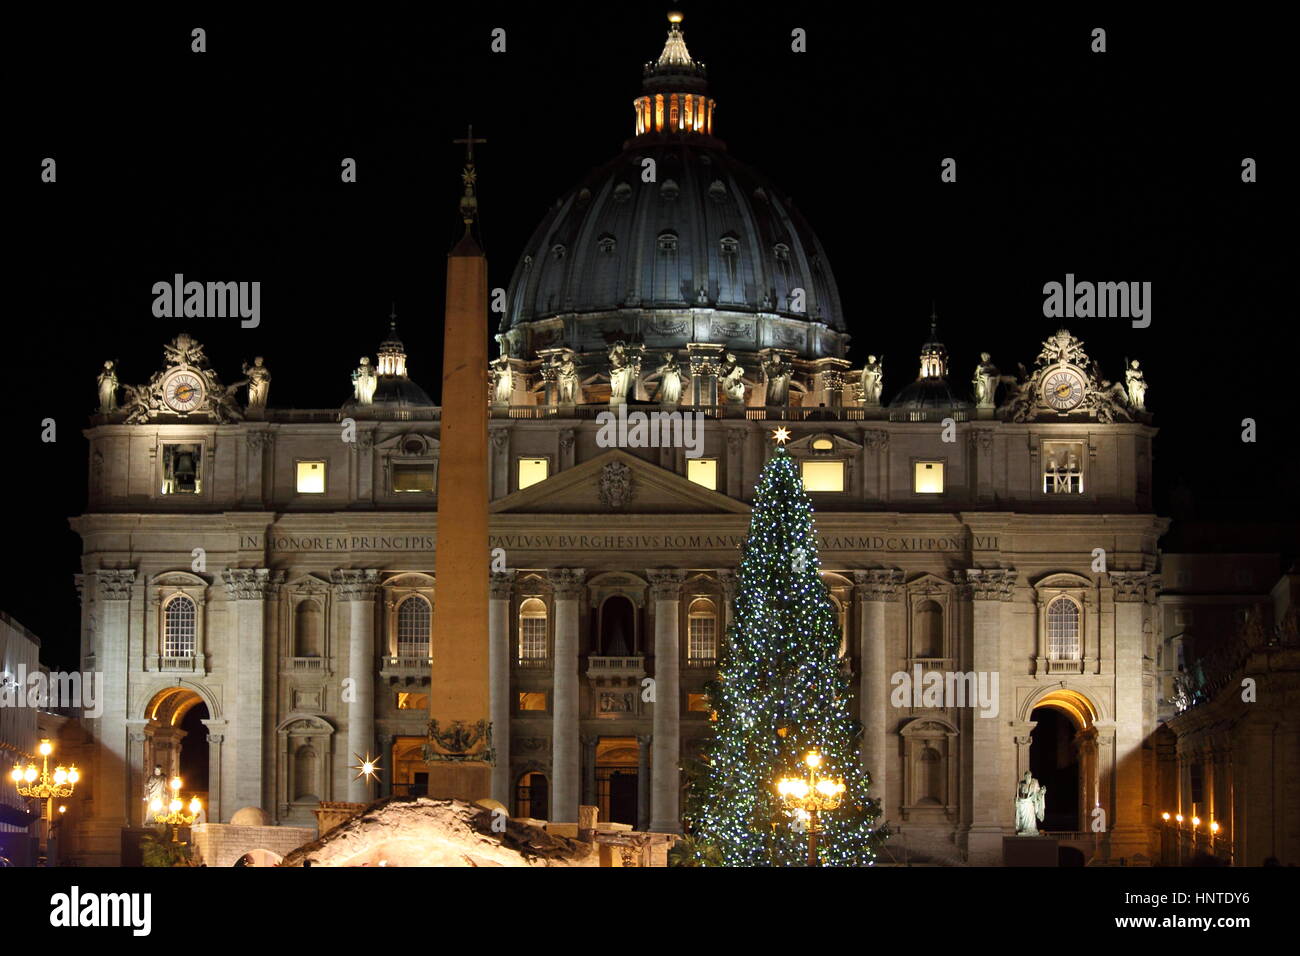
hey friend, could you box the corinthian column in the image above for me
[93,570,135,840]
[489,571,516,806]
[222,568,284,813]
[853,569,902,822]
[550,568,585,823]
[648,568,686,833]
[963,567,1016,863]
[331,569,379,802]
[1109,570,1157,858]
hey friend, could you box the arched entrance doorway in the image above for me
[1023,688,1100,833]
[143,687,212,825]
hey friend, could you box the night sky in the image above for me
[11,5,1291,668]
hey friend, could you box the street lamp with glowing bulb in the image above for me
[775,750,847,866]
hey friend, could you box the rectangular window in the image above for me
[518,457,549,490]
[161,443,203,495]
[688,616,717,662]
[687,692,711,712]
[518,691,547,712]
[1041,441,1084,494]
[687,458,718,490]
[392,462,435,493]
[913,460,944,494]
[396,692,429,710]
[519,614,548,664]
[801,459,844,492]
[296,460,326,494]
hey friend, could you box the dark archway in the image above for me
[1030,706,1080,831]
[179,701,210,794]
[599,595,636,656]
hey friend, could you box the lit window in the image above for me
[1047,597,1081,661]
[801,459,844,492]
[688,458,718,490]
[161,443,202,495]
[392,462,435,493]
[687,599,717,663]
[163,595,196,657]
[396,596,431,659]
[396,692,429,710]
[811,437,834,451]
[518,458,549,490]
[518,598,548,665]
[296,460,326,494]
[518,692,547,712]
[914,461,944,494]
[687,692,711,712]
[1042,441,1084,494]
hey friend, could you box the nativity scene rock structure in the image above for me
[69,14,1223,867]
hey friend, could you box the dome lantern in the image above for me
[633,13,717,138]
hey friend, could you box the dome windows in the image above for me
[773,242,791,262]
[598,235,617,256]
[719,235,739,257]
[657,231,679,253]
[708,179,728,202]
[613,182,633,203]
[576,188,592,208]
[550,243,567,262]
[660,178,680,200]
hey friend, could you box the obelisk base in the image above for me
[424,764,493,803]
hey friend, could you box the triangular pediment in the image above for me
[490,449,750,515]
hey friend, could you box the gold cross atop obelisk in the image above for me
[453,125,487,232]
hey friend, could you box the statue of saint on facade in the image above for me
[241,357,271,408]
[97,360,119,412]
[352,357,377,405]
[762,353,792,406]
[650,351,684,406]
[490,353,513,406]
[860,355,883,405]
[556,350,580,405]
[1125,359,1147,412]
[608,341,643,404]
[1014,771,1047,835]
[972,352,998,408]
[719,353,746,403]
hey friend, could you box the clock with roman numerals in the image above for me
[1041,366,1085,412]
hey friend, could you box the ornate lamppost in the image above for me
[776,750,846,866]
[150,775,202,844]
[10,739,80,864]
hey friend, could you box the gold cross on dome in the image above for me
[772,426,791,445]
[453,124,487,163]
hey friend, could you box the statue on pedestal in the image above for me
[649,351,684,406]
[1125,359,1147,412]
[608,342,643,404]
[490,353,513,406]
[973,352,1000,408]
[97,360,119,412]
[719,353,746,403]
[860,355,883,405]
[143,765,167,825]
[241,357,271,408]
[556,350,579,405]
[1014,771,1047,836]
[352,357,377,405]
[762,353,792,406]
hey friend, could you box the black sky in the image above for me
[10,4,1292,667]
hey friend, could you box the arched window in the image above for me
[1047,597,1081,661]
[163,595,197,658]
[914,600,943,658]
[687,598,717,664]
[518,597,548,665]
[396,595,431,659]
[294,600,323,657]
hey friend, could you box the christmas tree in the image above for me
[684,432,882,865]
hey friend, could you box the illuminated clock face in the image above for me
[162,371,205,413]
[1042,367,1085,412]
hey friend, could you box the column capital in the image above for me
[852,568,904,602]
[716,568,737,597]
[637,734,653,748]
[489,570,516,599]
[549,568,586,599]
[222,567,285,600]
[647,568,687,600]
[330,568,381,601]
[1108,571,1158,602]
[97,568,137,601]
[963,568,1018,601]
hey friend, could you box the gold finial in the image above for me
[453,124,488,233]
[772,426,791,446]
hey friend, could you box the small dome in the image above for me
[231,806,271,827]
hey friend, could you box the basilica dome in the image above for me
[500,15,848,368]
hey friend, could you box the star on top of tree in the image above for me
[772,426,791,446]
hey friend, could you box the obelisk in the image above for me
[423,127,492,799]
